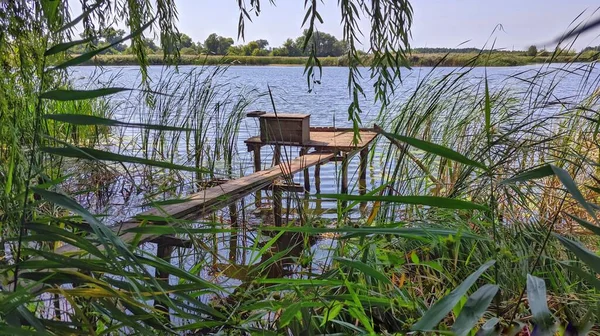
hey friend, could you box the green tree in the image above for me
[204,33,234,55]
[177,33,193,48]
[526,45,538,56]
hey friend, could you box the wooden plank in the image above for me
[245,128,379,152]
[55,152,334,254]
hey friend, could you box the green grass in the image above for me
[78,51,598,67]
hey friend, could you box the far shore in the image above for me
[73,53,595,68]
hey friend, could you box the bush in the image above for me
[180,47,197,55]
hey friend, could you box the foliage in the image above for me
[527,45,538,56]
[204,33,234,55]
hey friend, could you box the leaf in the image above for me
[44,37,95,56]
[526,274,555,335]
[279,302,301,327]
[452,284,499,336]
[476,317,501,336]
[565,213,600,236]
[380,131,487,170]
[319,194,488,211]
[30,188,128,255]
[561,263,600,291]
[484,76,492,142]
[503,165,596,220]
[44,114,195,132]
[51,18,155,70]
[335,258,391,284]
[555,234,600,274]
[411,260,495,331]
[42,146,210,173]
[40,88,131,101]
[550,165,597,221]
[501,165,554,184]
[55,1,102,33]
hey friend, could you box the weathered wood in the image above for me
[258,113,310,145]
[54,152,334,255]
[253,146,262,208]
[245,128,379,152]
[273,145,281,166]
[314,164,321,193]
[359,147,368,195]
[150,236,192,248]
[341,154,349,195]
[273,187,282,227]
[154,241,174,321]
[300,148,310,192]
[270,181,304,193]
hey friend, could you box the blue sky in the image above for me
[70,0,600,51]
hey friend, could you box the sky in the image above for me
[70,0,600,51]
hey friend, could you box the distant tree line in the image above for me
[71,27,593,58]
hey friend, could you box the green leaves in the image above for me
[526,275,555,335]
[452,284,499,336]
[555,234,600,274]
[335,258,391,284]
[42,146,210,173]
[44,114,194,132]
[502,164,596,220]
[319,194,488,211]
[411,260,495,331]
[50,18,155,70]
[40,88,131,101]
[501,165,554,184]
[379,130,487,170]
[44,37,95,56]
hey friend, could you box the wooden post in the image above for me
[273,187,283,227]
[229,202,238,228]
[300,148,310,192]
[359,147,368,195]
[253,146,262,208]
[154,242,174,322]
[314,164,321,193]
[273,145,281,166]
[341,153,349,195]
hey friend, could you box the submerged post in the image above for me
[300,148,310,192]
[314,164,321,193]
[273,186,283,226]
[273,145,281,166]
[341,153,349,195]
[154,242,174,322]
[359,147,368,195]
[253,145,262,208]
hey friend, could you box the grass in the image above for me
[78,51,599,67]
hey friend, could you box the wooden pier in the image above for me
[21,112,381,320]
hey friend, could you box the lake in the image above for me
[68,63,599,223]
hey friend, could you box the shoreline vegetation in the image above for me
[79,52,599,67]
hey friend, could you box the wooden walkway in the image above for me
[56,152,334,255]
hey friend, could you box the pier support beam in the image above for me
[253,145,262,208]
[314,164,321,193]
[341,153,349,195]
[300,148,310,192]
[154,241,174,322]
[273,186,283,227]
[273,145,281,166]
[359,147,368,195]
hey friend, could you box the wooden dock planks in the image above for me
[245,128,379,152]
[56,152,334,254]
